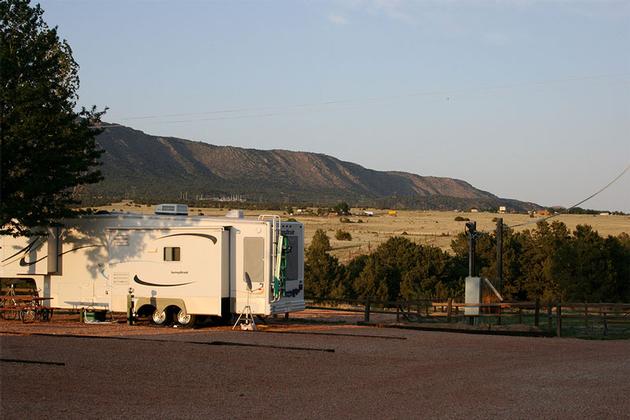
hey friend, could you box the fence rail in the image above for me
[305,297,630,338]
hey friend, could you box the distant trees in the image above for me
[307,235,461,302]
[305,221,630,303]
[333,202,350,216]
[0,0,105,236]
[449,221,630,303]
[353,237,458,301]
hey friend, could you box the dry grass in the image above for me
[97,203,630,263]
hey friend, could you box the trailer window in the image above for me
[163,247,181,261]
[284,235,299,281]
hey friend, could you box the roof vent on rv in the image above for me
[225,209,244,219]
[155,204,188,216]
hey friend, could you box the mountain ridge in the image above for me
[86,124,539,211]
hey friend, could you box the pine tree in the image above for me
[1,0,105,235]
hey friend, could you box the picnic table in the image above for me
[0,295,54,323]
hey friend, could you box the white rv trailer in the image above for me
[0,212,304,326]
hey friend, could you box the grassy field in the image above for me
[98,203,629,263]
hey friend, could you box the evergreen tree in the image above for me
[1,0,105,236]
[333,202,350,216]
[304,229,343,298]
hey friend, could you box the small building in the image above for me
[498,206,506,214]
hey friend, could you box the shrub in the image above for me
[335,229,352,241]
[340,217,352,223]
[333,202,350,216]
[454,216,470,222]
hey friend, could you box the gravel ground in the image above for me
[2,320,629,419]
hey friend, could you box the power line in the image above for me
[115,72,630,124]
[507,163,630,229]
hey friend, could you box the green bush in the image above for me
[335,229,352,241]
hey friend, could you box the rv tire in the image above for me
[151,308,168,326]
[175,309,196,328]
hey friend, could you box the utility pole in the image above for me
[466,221,477,277]
[496,217,503,293]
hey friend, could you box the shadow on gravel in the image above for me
[4,332,336,353]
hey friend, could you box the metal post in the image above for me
[364,297,371,323]
[127,288,134,326]
[466,222,477,277]
[496,218,503,293]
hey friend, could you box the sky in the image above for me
[39,0,630,212]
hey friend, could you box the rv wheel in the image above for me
[175,309,196,328]
[151,309,168,326]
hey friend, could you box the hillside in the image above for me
[86,124,539,211]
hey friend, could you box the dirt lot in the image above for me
[98,203,630,262]
[2,318,629,419]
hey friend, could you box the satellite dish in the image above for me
[233,271,257,331]
[244,272,252,292]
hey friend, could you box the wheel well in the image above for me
[136,304,156,317]
[164,305,181,317]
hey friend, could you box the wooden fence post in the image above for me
[534,300,540,327]
[556,303,562,337]
[447,298,453,323]
[364,297,371,323]
[547,304,552,333]
[603,311,608,336]
[584,304,588,332]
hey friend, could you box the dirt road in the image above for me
[2,324,629,419]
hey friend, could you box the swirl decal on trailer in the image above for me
[133,275,193,288]
[2,237,46,265]
[157,233,217,244]
[18,244,104,266]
